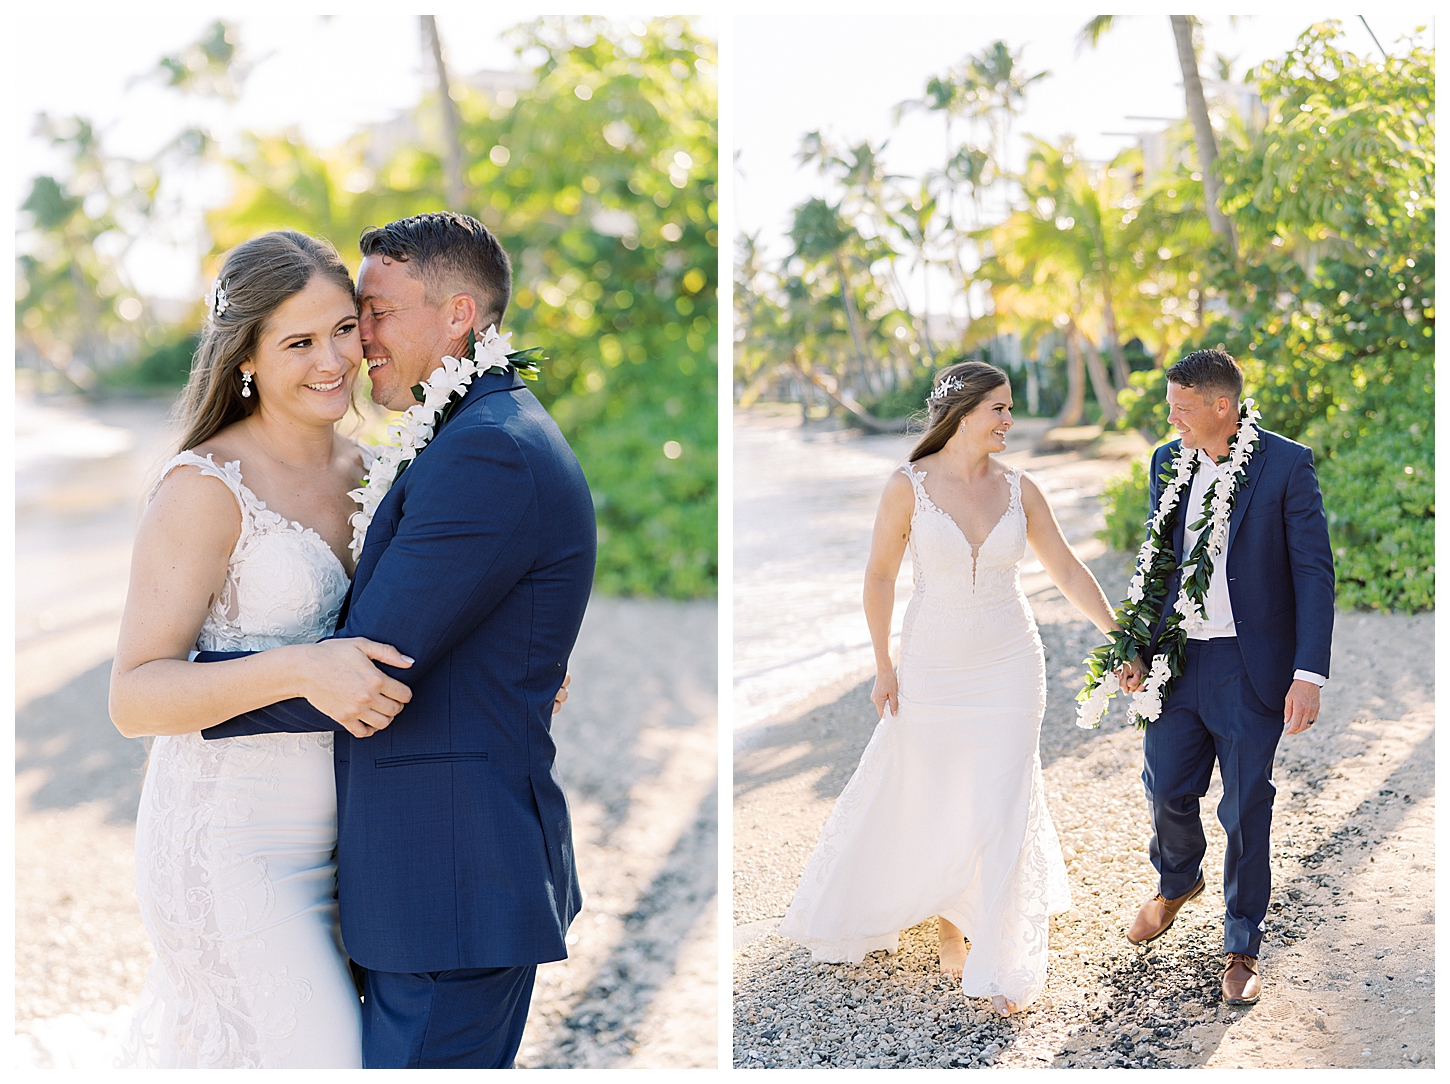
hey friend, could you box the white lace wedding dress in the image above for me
[121,452,363,1068]
[778,464,1071,1009]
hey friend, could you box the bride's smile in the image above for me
[243,276,362,427]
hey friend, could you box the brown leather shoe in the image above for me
[1222,953,1261,1004]
[1126,874,1206,944]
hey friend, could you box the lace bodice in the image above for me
[149,452,350,652]
[900,462,1027,609]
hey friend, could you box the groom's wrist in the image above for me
[1292,669,1327,687]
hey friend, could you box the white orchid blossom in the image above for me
[476,325,515,369]
[1076,670,1121,729]
[1129,654,1175,724]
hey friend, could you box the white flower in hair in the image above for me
[928,375,967,403]
[206,280,230,317]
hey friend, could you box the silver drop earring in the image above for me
[241,370,253,398]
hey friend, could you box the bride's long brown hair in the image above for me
[173,230,356,453]
[907,361,1010,462]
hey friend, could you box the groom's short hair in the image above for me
[359,212,512,328]
[1167,348,1243,404]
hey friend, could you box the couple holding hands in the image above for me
[779,349,1333,1016]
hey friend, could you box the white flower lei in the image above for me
[1076,397,1262,729]
[347,325,519,560]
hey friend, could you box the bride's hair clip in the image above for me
[928,375,967,403]
[206,279,231,319]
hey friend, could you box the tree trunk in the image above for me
[1100,291,1133,388]
[1056,327,1086,426]
[1170,15,1236,251]
[1079,326,1122,423]
[422,16,466,209]
[789,353,911,433]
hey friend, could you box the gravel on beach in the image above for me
[734,459,1434,1070]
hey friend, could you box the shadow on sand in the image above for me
[16,659,147,825]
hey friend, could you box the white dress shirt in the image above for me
[1180,451,1326,687]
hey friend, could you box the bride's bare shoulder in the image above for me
[1015,469,1052,514]
[144,455,243,544]
[878,464,917,508]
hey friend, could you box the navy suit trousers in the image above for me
[361,965,537,1069]
[1141,638,1283,957]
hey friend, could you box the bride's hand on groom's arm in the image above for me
[294,639,414,737]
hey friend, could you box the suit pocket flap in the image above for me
[374,752,489,768]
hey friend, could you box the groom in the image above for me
[1122,349,1334,1006]
[198,212,596,1067]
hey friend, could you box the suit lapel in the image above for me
[1170,448,1190,562]
[1225,435,1269,555]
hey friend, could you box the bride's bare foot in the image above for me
[991,995,1020,1017]
[937,916,967,978]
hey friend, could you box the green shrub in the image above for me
[102,333,200,388]
[855,364,934,426]
[1098,456,1151,556]
[574,414,716,599]
[1320,426,1434,613]
[1116,366,1167,437]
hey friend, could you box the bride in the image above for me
[107,230,418,1068]
[777,361,1140,1016]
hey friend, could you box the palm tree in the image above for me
[975,137,1177,425]
[421,16,466,209]
[898,40,1046,235]
[788,197,869,372]
[1079,15,1237,251]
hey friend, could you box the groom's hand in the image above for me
[553,672,571,715]
[298,638,415,736]
[1116,654,1147,693]
[1283,679,1320,735]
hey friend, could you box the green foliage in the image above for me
[1098,456,1151,554]
[1107,23,1434,613]
[101,333,202,388]
[1118,366,1168,436]
[1320,426,1434,613]
[1204,21,1433,612]
[855,364,934,424]
[16,117,161,383]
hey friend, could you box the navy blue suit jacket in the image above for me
[1146,428,1335,712]
[199,369,595,972]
